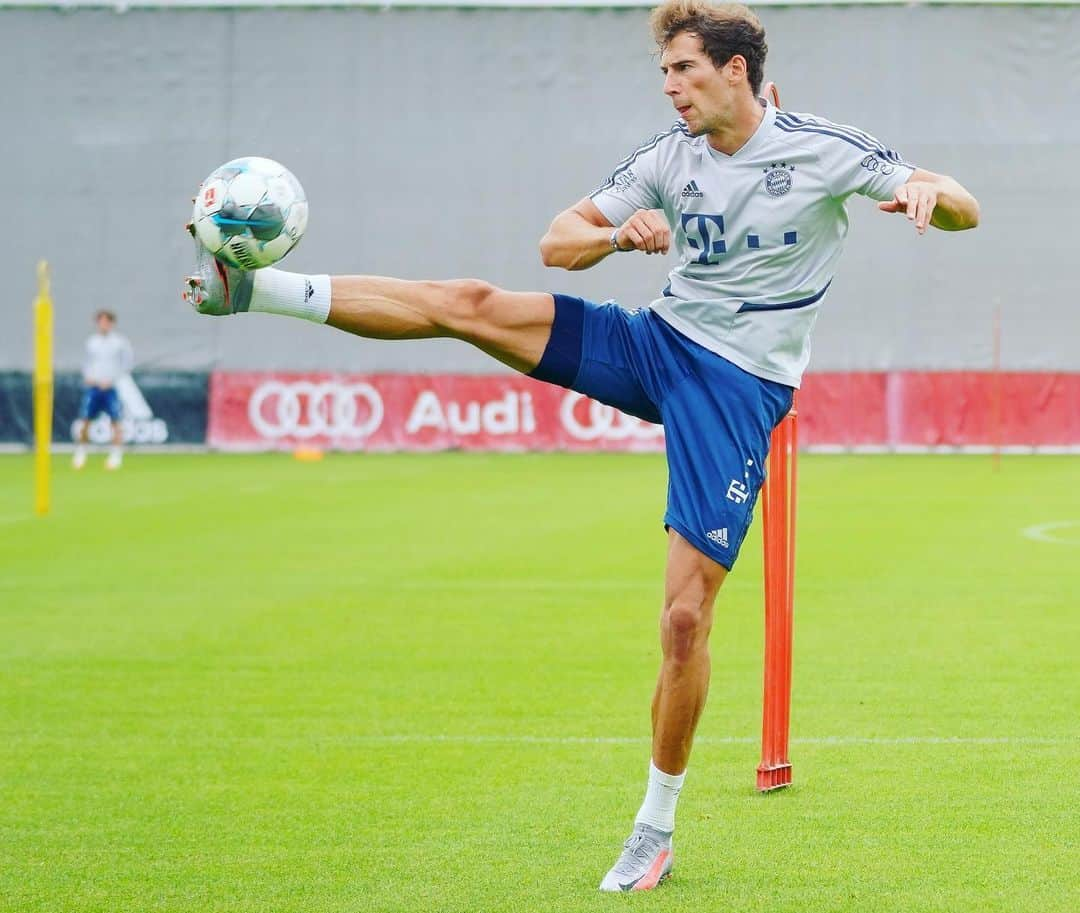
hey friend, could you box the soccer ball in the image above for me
[191,156,308,270]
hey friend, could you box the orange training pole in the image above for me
[757,395,797,791]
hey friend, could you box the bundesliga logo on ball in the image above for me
[192,157,308,270]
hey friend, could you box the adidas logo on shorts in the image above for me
[706,528,729,548]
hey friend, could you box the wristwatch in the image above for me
[610,228,628,252]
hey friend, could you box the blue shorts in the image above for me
[78,386,122,421]
[529,295,793,569]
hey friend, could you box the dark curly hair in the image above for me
[650,1,768,96]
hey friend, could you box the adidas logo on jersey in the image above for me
[680,180,704,199]
[706,528,729,548]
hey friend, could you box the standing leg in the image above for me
[651,529,726,774]
[105,418,123,470]
[72,390,92,469]
[104,389,124,470]
[599,531,726,893]
[72,420,90,469]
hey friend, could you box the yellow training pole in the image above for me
[33,261,54,516]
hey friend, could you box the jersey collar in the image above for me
[706,97,777,161]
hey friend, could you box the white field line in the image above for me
[315,734,1076,747]
[6,733,1074,749]
[337,578,756,593]
[1021,521,1080,545]
[390,579,675,591]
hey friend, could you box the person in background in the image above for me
[72,310,134,470]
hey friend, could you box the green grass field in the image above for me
[1,452,1077,912]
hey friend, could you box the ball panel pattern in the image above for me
[191,157,307,269]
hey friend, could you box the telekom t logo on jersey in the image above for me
[680,212,798,265]
[681,213,727,264]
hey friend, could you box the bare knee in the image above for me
[435,279,503,337]
[661,532,725,665]
[662,597,713,664]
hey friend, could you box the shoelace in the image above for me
[612,830,664,874]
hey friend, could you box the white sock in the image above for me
[634,761,686,833]
[249,269,332,323]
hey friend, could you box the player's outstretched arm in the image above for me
[878,168,980,234]
[540,198,671,271]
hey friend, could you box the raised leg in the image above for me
[183,240,557,376]
[327,276,555,374]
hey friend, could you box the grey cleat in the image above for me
[598,822,674,892]
[182,230,254,316]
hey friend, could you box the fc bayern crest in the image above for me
[763,162,795,197]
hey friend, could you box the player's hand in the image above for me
[613,209,671,255]
[878,181,939,235]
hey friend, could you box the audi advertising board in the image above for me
[207,371,1080,452]
[208,373,666,452]
[4,369,1073,451]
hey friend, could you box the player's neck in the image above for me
[706,94,765,157]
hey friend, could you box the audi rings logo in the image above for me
[559,392,664,442]
[859,153,896,176]
[248,381,384,439]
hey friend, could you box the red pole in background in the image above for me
[757,395,797,792]
[992,303,1002,471]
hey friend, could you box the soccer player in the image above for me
[184,0,978,892]
[73,310,134,471]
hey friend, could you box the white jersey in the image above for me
[83,330,134,386]
[590,101,915,387]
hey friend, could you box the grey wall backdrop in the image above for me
[4,4,1078,372]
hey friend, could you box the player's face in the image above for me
[96,315,113,334]
[660,32,740,137]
